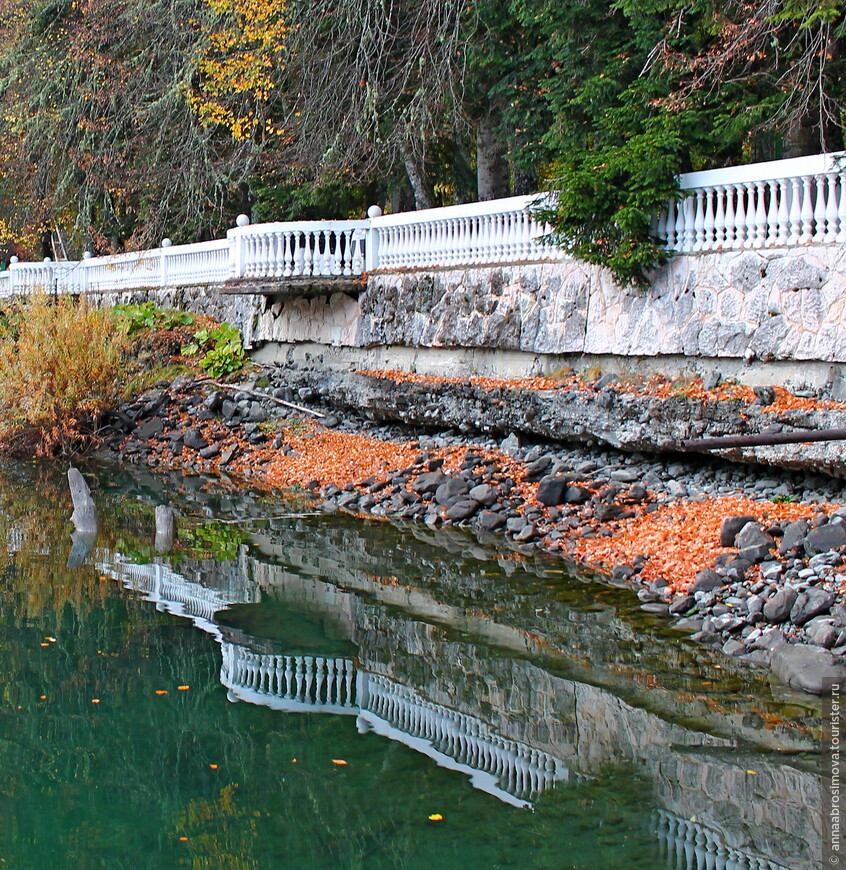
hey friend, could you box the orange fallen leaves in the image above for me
[574,496,828,593]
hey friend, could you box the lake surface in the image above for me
[0,461,824,869]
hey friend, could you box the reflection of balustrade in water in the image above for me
[655,810,787,870]
[96,552,259,635]
[221,643,358,715]
[219,641,569,808]
[360,673,568,805]
[93,556,799,867]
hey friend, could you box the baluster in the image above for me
[293,657,304,700]
[764,180,779,245]
[303,232,314,275]
[754,181,768,245]
[663,200,676,248]
[274,656,284,695]
[814,173,828,241]
[447,218,465,266]
[292,233,304,276]
[421,221,433,268]
[344,660,354,706]
[329,230,341,275]
[302,657,313,702]
[314,229,326,275]
[787,176,803,243]
[494,212,506,261]
[471,215,486,264]
[392,226,403,268]
[775,178,790,245]
[710,187,725,247]
[325,228,335,275]
[281,232,292,277]
[340,230,351,276]
[459,217,477,265]
[271,232,284,277]
[800,175,815,242]
[744,183,757,248]
[407,223,418,268]
[838,174,846,244]
[823,172,837,242]
[242,235,255,278]
[826,173,839,241]
[260,232,271,278]
[477,214,491,262]
[326,658,336,705]
[733,185,747,249]
[680,195,696,251]
[693,188,706,251]
[521,211,534,260]
[311,657,323,704]
[719,185,734,247]
[673,200,685,251]
[400,223,410,268]
[444,218,461,266]
[703,187,716,248]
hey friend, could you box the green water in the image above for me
[0,462,825,869]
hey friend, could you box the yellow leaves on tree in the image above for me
[190,0,289,141]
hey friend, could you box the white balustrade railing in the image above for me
[657,151,846,253]
[228,220,367,279]
[1,151,845,300]
[370,194,562,270]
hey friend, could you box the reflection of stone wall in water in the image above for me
[98,515,821,870]
[234,523,821,870]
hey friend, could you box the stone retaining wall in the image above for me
[251,245,846,380]
[82,244,846,390]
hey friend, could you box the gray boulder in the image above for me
[771,642,846,694]
[763,587,798,623]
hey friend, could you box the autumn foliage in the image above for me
[0,294,127,457]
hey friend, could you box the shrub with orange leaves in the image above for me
[0,292,128,457]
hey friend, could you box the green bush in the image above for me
[112,301,194,335]
[181,322,246,378]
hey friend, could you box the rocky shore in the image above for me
[103,363,846,695]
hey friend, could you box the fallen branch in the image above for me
[204,380,326,419]
[682,428,846,450]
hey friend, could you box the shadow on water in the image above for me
[0,460,825,869]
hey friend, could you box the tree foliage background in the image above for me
[0,0,842,283]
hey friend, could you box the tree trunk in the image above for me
[476,117,509,201]
[401,144,436,210]
[782,115,817,158]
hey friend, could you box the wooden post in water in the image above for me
[68,467,97,534]
[67,467,97,567]
[155,505,175,554]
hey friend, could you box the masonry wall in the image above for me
[253,245,846,365]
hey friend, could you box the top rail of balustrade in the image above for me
[660,150,846,252]
[678,151,846,190]
[369,194,563,270]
